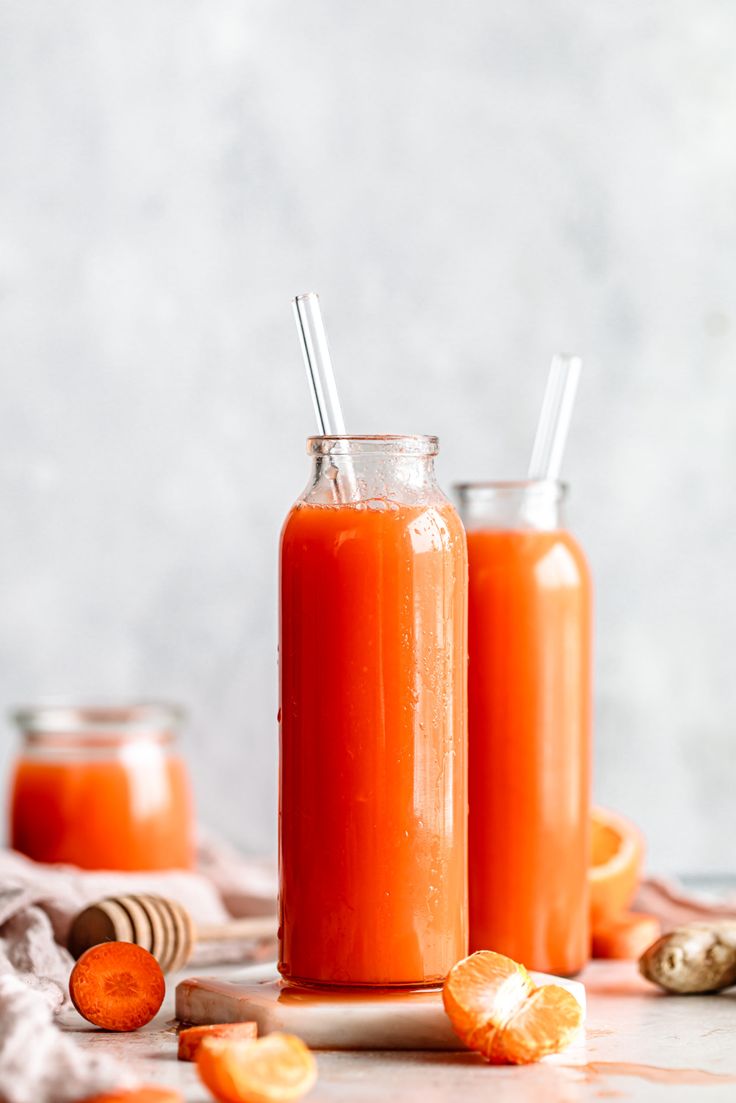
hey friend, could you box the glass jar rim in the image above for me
[11,700,185,738]
[454,478,567,498]
[308,434,439,457]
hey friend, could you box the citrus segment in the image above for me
[196,1032,316,1103]
[590,807,644,927]
[499,984,583,1064]
[443,951,582,1064]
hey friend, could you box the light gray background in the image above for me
[1,1,734,873]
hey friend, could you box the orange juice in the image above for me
[9,704,194,871]
[459,481,591,975]
[279,436,468,987]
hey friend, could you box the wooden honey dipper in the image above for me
[68,894,278,973]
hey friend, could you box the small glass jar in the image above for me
[9,702,195,871]
[280,435,468,987]
[456,480,591,976]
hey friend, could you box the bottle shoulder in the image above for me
[466,527,590,587]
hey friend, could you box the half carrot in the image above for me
[592,912,661,960]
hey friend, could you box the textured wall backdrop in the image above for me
[1,1,735,872]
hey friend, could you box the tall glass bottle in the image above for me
[280,435,468,987]
[457,480,591,976]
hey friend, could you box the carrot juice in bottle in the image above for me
[279,435,468,987]
[457,480,591,975]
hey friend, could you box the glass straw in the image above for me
[292,292,357,501]
[527,353,582,481]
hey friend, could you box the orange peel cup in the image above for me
[443,951,583,1064]
[590,806,644,929]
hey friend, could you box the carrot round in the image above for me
[82,1089,182,1103]
[69,942,166,1031]
[178,1022,257,1062]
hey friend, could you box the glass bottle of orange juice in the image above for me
[10,702,195,871]
[279,435,468,987]
[457,480,591,976]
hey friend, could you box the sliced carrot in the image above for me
[196,1032,317,1103]
[178,1022,258,1062]
[443,950,582,1065]
[81,1089,182,1103]
[69,942,165,1031]
[592,912,661,960]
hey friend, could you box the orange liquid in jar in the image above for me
[467,528,591,975]
[279,498,468,987]
[11,751,194,870]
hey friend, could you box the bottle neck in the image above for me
[302,435,444,507]
[456,480,567,532]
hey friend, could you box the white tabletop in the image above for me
[67,960,736,1102]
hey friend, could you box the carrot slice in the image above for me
[196,1032,317,1103]
[82,1089,182,1103]
[592,912,661,960]
[443,950,583,1065]
[69,942,165,1031]
[178,1022,258,1062]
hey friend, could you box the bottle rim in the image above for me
[10,700,185,740]
[454,478,567,499]
[307,434,439,457]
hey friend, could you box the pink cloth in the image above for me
[635,876,736,928]
[0,840,277,1103]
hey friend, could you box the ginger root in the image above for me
[639,921,736,993]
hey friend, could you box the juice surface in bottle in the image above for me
[9,703,194,871]
[458,480,591,976]
[280,435,468,987]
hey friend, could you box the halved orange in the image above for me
[590,807,644,928]
[197,1032,316,1103]
[443,951,583,1064]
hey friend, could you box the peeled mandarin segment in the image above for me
[442,951,582,1066]
[69,942,166,1032]
[592,912,661,960]
[196,1032,317,1103]
[178,1022,258,1062]
[81,1089,183,1103]
[443,950,533,1050]
[496,985,583,1065]
[590,807,644,927]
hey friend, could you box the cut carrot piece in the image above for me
[196,1032,317,1103]
[178,1022,258,1062]
[69,942,165,1031]
[443,950,582,1065]
[592,912,661,960]
[82,1089,182,1103]
[590,807,644,928]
